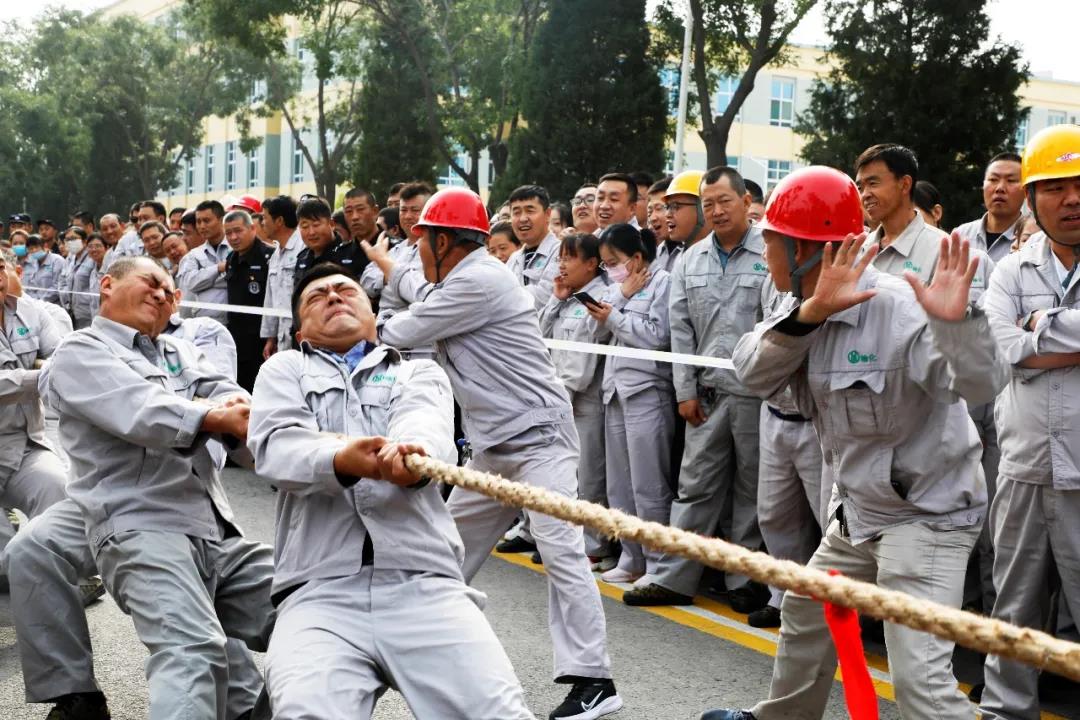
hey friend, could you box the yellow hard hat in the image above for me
[1022,124,1080,187]
[664,169,705,199]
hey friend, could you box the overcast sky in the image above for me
[3,0,1079,83]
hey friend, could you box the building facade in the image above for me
[102,0,1080,208]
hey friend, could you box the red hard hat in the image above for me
[757,166,864,243]
[233,195,263,214]
[411,187,490,237]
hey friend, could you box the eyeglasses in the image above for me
[570,195,596,207]
[664,201,698,212]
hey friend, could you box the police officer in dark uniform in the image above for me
[294,196,368,279]
[222,209,274,391]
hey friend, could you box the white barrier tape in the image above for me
[26,287,737,370]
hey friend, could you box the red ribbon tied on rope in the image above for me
[823,569,879,720]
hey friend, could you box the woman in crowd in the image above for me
[539,232,615,568]
[61,226,96,329]
[84,233,108,317]
[549,201,573,236]
[486,220,522,264]
[913,180,945,228]
[586,223,675,585]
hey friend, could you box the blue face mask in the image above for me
[13,245,27,257]
[30,250,46,261]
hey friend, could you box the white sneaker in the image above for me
[632,573,655,588]
[600,567,643,584]
[590,556,617,572]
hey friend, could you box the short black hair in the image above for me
[263,195,298,229]
[597,173,638,203]
[71,210,94,227]
[629,171,654,190]
[702,166,748,196]
[297,197,333,222]
[989,152,1022,167]
[129,201,142,217]
[399,182,435,203]
[332,209,349,233]
[507,184,551,210]
[344,187,377,206]
[598,222,657,263]
[194,200,226,218]
[141,200,167,220]
[378,207,401,233]
[648,176,673,196]
[64,226,88,241]
[560,232,603,269]
[489,221,521,246]
[913,180,942,216]
[550,201,573,228]
[855,143,919,198]
[86,232,106,248]
[388,182,406,196]
[138,220,169,238]
[743,179,764,204]
[25,234,43,248]
[291,262,362,327]
[169,207,186,218]
[180,210,197,228]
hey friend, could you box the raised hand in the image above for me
[553,273,572,301]
[620,265,650,299]
[796,233,879,324]
[905,232,979,322]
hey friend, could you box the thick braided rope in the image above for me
[405,453,1080,682]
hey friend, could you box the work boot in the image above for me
[46,692,110,720]
[622,583,693,606]
[728,582,769,614]
[747,604,781,628]
[495,536,536,553]
[80,576,106,607]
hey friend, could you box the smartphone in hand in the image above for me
[572,291,602,308]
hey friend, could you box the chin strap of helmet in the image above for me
[784,236,825,301]
[1027,185,1080,289]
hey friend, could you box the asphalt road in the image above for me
[0,469,1070,719]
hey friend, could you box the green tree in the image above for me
[494,0,667,203]
[652,0,818,168]
[342,15,438,202]
[795,0,1029,225]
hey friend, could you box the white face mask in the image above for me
[67,239,84,254]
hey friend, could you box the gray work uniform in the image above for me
[248,344,531,719]
[980,234,1080,720]
[868,217,1002,613]
[593,269,675,576]
[23,252,67,305]
[379,248,612,682]
[954,213,1017,264]
[46,317,275,720]
[178,239,231,322]
[10,314,262,715]
[112,230,144,259]
[651,239,684,274]
[372,241,435,357]
[654,226,768,594]
[260,228,302,351]
[60,250,97,329]
[539,274,613,558]
[507,230,561,310]
[0,295,67,565]
[756,281,826,610]
[732,267,1008,720]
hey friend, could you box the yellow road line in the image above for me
[492,551,1068,720]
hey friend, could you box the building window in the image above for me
[659,65,680,116]
[726,155,740,170]
[291,136,304,183]
[248,147,259,186]
[1047,110,1067,126]
[205,145,215,191]
[766,159,792,192]
[769,77,795,127]
[663,149,675,176]
[438,147,470,188]
[186,155,195,194]
[1014,113,1030,151]
[225,141,237,190]
[716,76,738,115]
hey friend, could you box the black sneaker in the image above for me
[531,550,543,564]
[622,583,693,606]
[495,536,537,553]
[700,710,756,720]
[747,604,781,628]
[80,576,106,607]
[728,582,769,614]
[46,692,111,720]
[549,678,623,719]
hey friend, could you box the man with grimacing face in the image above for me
[247,263,531,719]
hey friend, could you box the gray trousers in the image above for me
[965,402,999,614]
[266,569,533,719]
[0,444,68,572]
[574,386,611,558]
[753,520,979,720]
[7,498,263,715]
[757,406,826,608]
[604,387,674,575]
[95,528,276,720]
[447,421,612,681]
[655,392,762,594]
[981,479,1080,720]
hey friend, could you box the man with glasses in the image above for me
[625,166,770,615]
[655,170,709,274]
[571,184,599,235]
